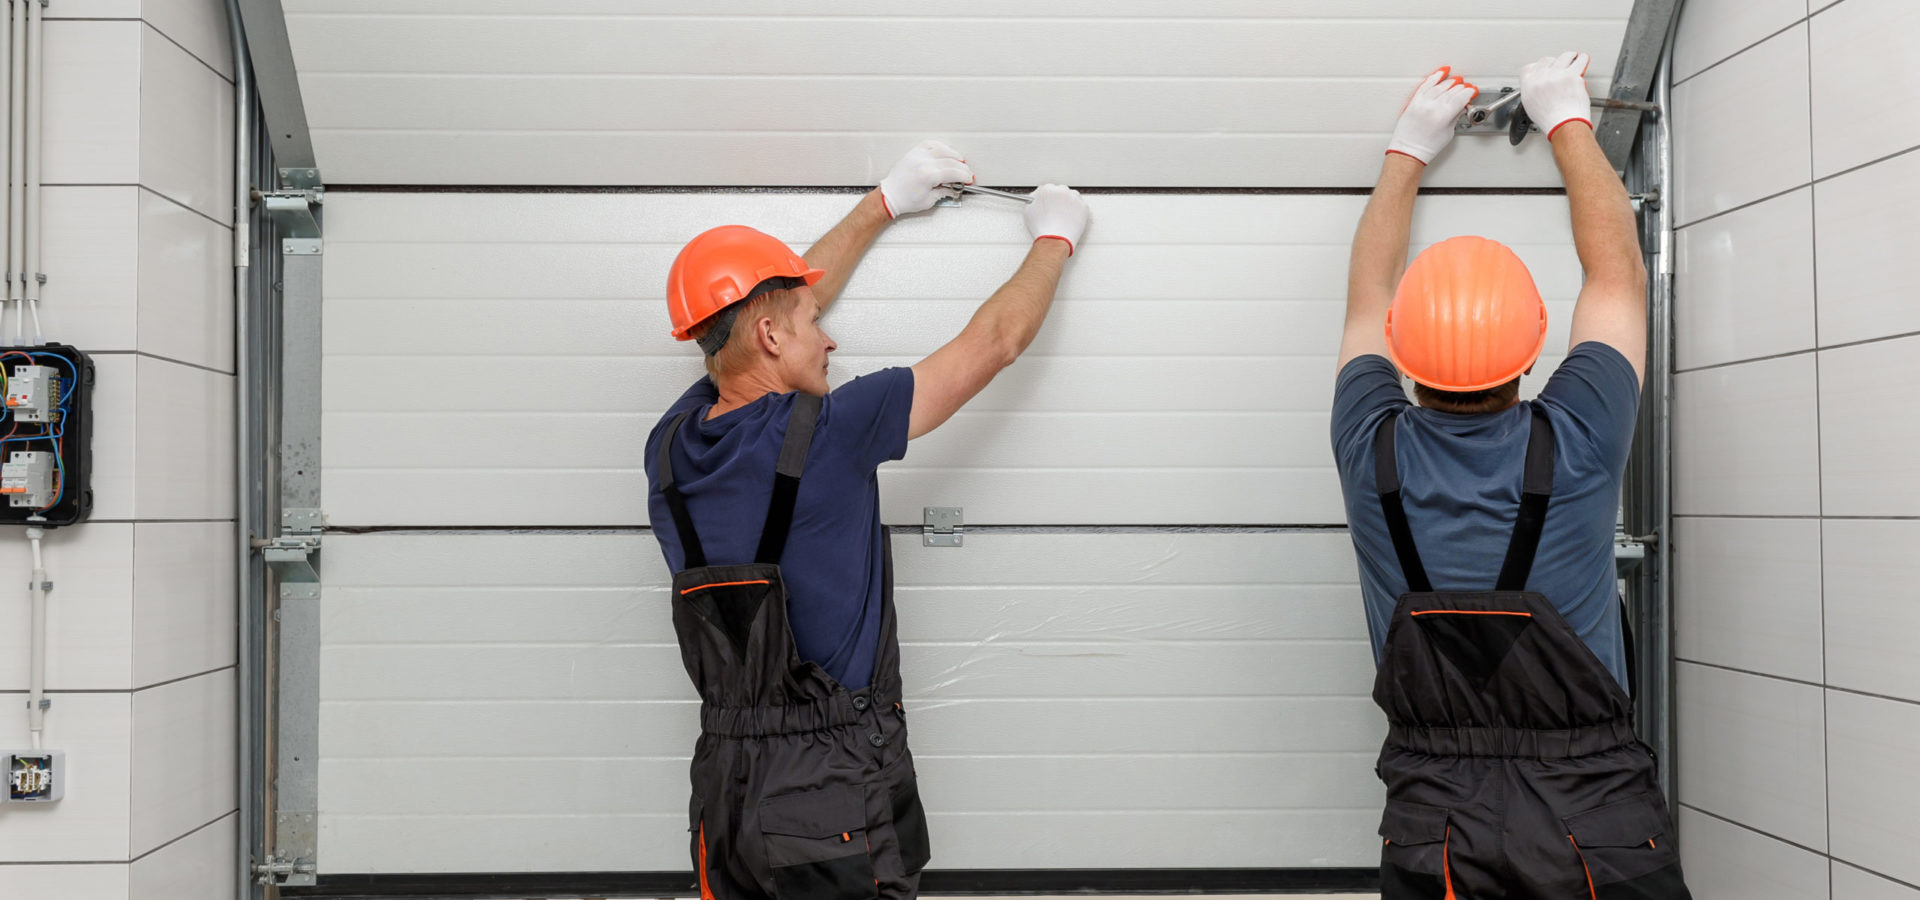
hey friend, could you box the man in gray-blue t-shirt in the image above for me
[1331,56,1692,900]
[1332,344,1639,689]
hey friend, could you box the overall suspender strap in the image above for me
[656,394,825,571]
[754,392,822,565]
[1375,404,1558,594]
[1494,404,1557,592]
[657,411,706,569]
[1373,411,1434,594]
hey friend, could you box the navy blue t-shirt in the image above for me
[1331,343,1641,689]
[645,368,915,691]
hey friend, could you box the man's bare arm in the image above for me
[1340,154,1425,372]
[802,190,891,311]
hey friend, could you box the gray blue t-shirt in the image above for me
[1331,343,1641,689]
[645,368,915,692]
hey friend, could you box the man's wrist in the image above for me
[1547,119,1595,145]
[1032,235,1074,258]
[864,187,897,223]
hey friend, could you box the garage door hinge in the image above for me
[264,507,324,581]
[264,186,324,241]
[923,507,963,547]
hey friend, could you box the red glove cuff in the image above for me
[1547,117,1594,141]
[1035,235,1075,257]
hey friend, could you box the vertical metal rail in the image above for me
[1623,16,1680,805]
[269,224,323,888]
[1650,30,1678,808]
[226,1,259,896]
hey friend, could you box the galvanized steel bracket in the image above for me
[264,189,324,240]
[923,507,963,547]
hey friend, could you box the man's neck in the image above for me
[708,368,789,420]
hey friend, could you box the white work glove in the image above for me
[1022,184,1089,256]
[1520,52,1594,141]
[878,140,974,219]
[1386,67,1479,165]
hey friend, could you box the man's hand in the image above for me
[1386,67,1479,165]
[1022,184,1090,256]
[878,140,975,219]
[1520,52,1594,142]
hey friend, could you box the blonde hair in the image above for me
[690,287,803,380]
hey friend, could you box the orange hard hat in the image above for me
[665,225,825,341]
[1385,236,1548,392]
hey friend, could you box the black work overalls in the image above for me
[1370,406,1692,900]
[656,394,931,900]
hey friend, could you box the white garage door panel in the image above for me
[284,1,1627,186]
[322,697,1382,761]
[319,531,1387,872]
[322,191,1584,526]
[324,755,1378,816]
[287,0,1617,17]
[325,641,1370,701]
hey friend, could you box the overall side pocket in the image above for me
[887,773,931,874]
[759,786,878,900]
[1378,800,1452,900]
[1564,794,1691,900]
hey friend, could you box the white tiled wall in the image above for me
[1673,2,1920,896]
[0,2,238,897]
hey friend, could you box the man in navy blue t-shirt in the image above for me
[1332,57,1692,899]
[645,141,1089,900]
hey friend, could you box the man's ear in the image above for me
[755,316,781,358]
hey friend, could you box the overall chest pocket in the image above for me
[759,786,877,900]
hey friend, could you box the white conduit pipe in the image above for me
[24,0,39,344]
[0,0,12,344]
[7,0,22,346]
[26,525,45,749]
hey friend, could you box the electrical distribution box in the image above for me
[3,751,63,803]
[0,344,93,527]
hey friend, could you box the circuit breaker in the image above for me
[5,364,58,424]
[0,344,92,526]
[0,451,52,508]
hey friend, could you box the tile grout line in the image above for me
[139,184,237,233]
[1675,329,1920,376]
[1673,144,1920,232]
[1676,658,1920,710]
[140,20,234,87]
[1804,18,1837,883]
[1680,801,1830,861]
[128,810,237,865]
[1670,16,1810,91]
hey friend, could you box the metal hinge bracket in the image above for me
[264,508,324,582]
[1613,530,1657,578]
[923,507,963,547]
[265,187,324,240]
